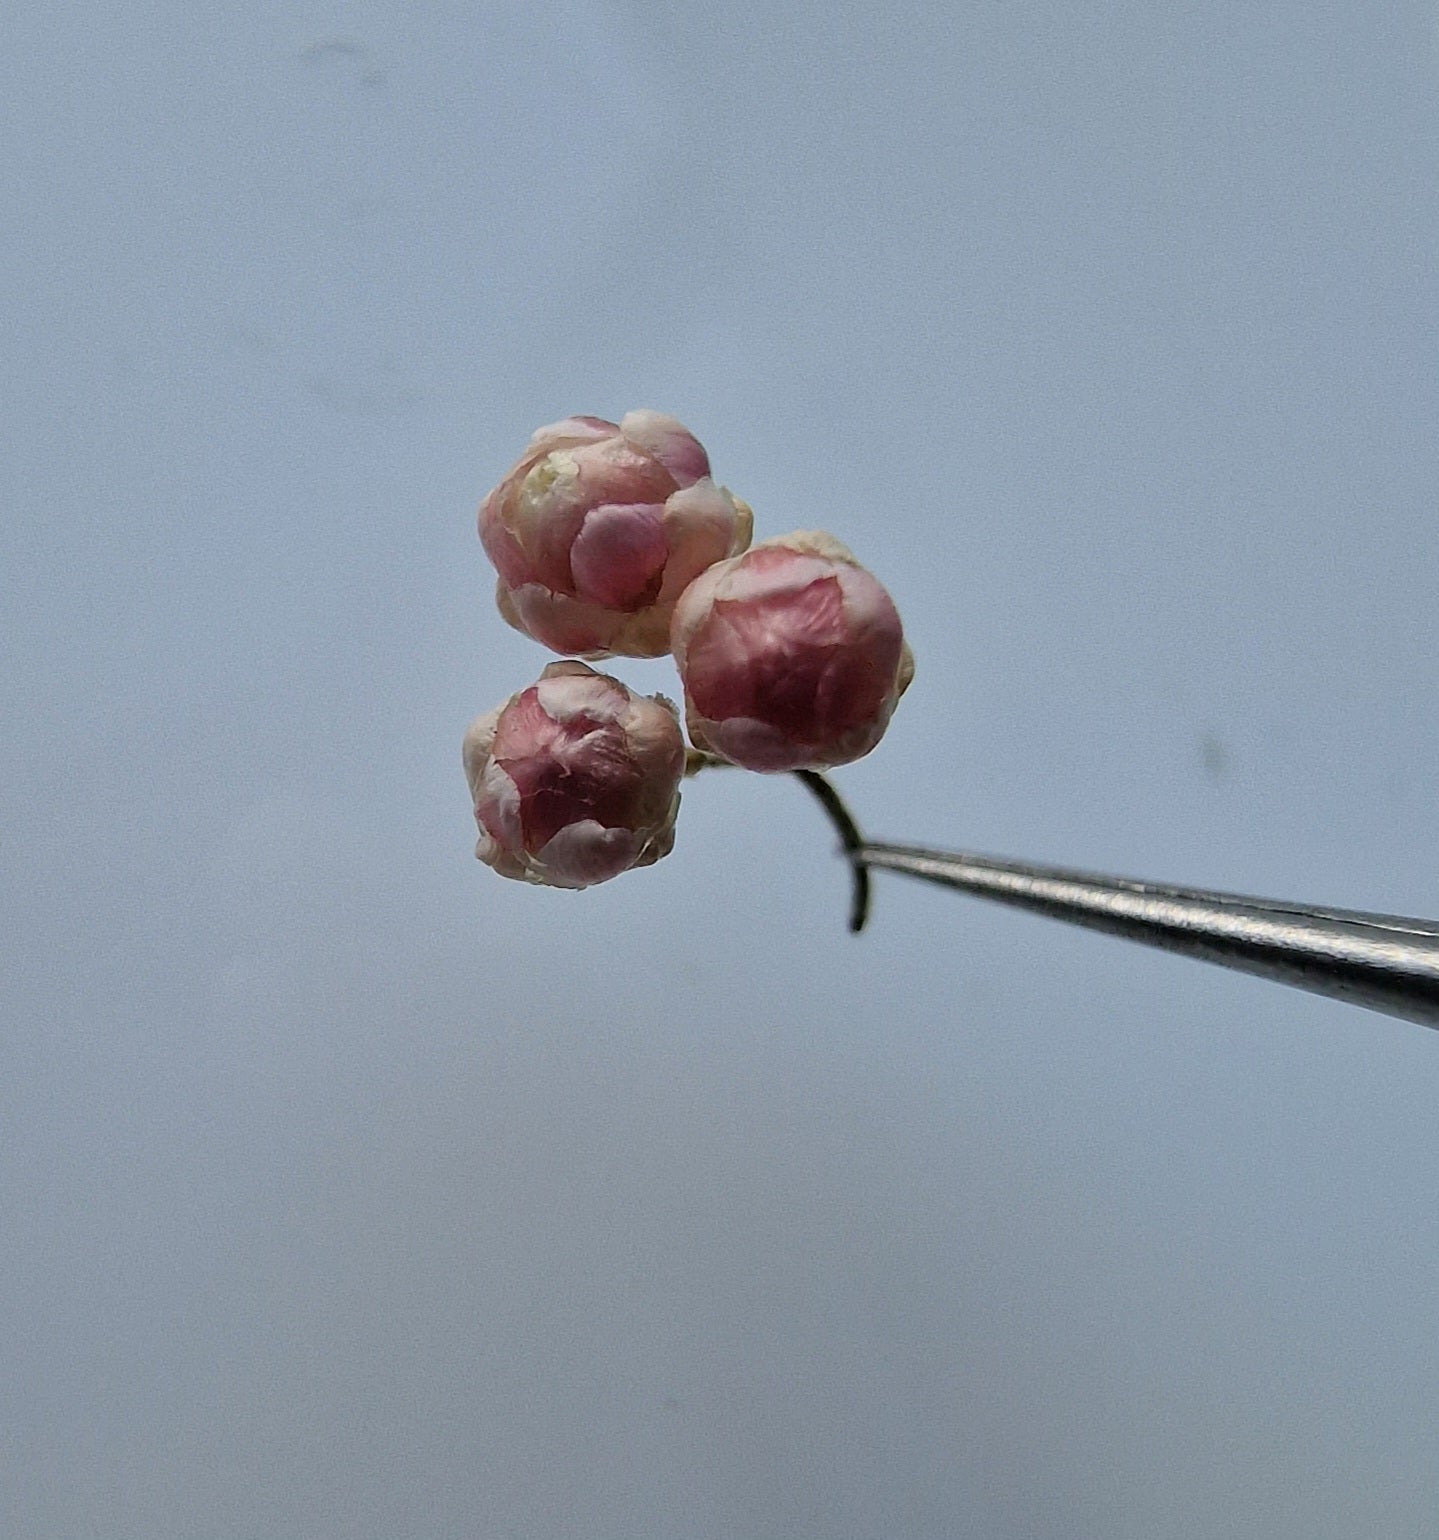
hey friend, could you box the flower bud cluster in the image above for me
[464,412,913,888]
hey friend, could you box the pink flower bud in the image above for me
[462,661,686,888]
[670,531,915,773]
[480,411,754,659]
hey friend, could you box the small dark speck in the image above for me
[299,38,388,89]
[298,369,414,417]
[301,38,368,63]
[1199,730,1230,781]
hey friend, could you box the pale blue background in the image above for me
[4,2,1439,1535]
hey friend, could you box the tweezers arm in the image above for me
[859,842,1439,1031]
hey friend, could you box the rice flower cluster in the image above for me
[465,412,913,887]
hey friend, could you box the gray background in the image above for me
[5,2,1438,1535]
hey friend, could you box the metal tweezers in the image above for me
[794,774,1439,1030]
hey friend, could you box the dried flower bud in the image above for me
[462,661,685,888]
[670,531,914,772]
[480,411,753,659]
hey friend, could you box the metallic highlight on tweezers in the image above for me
[856,841,1439,1030]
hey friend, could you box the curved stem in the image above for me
[793,770,871,934]
[683,753,872,934]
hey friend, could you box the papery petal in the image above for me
[479,501,533,589]
[657,482,754,602]
[669,560,724,658]
[683,575,846,719]
[461,705,503,800]
[528,415,618,450]
[497,582,624,658]
[619,690,684,767]
[602,609,678,658]
[896,639,916,697]
[532,660,631,724]
[619,410,711,487]
[688,713,802,773]
[532,821,640,888]
[476,829,527,880]
[761,528,859,565]
[569,503,669,609]
[505,451,589,591]
[475,760,523,848]
[570,437,679,509]
[513,753,641,850]
[708,544,837,607]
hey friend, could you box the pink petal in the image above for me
[499,583,623,658]
[479,498,533,589]
[709,543,837,606]
[570,437,679,510]
[569,503,669,609]
[533,821,640,888]
[692,714,803,772]
[619,410,711,487]
[684,575,848,720]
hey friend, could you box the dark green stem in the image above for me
[793,770,871,934]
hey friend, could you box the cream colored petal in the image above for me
[476,760,523,849]
[476,829,529,881]
[630,794,680,869]
[605,606,677,658]
[656,481,753,603]
[534,665,629,725]
[527,415,618,451]
[461,704,505,800]
[754,528,860,566]
[667,559,727,667]
[895,639,916,696]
